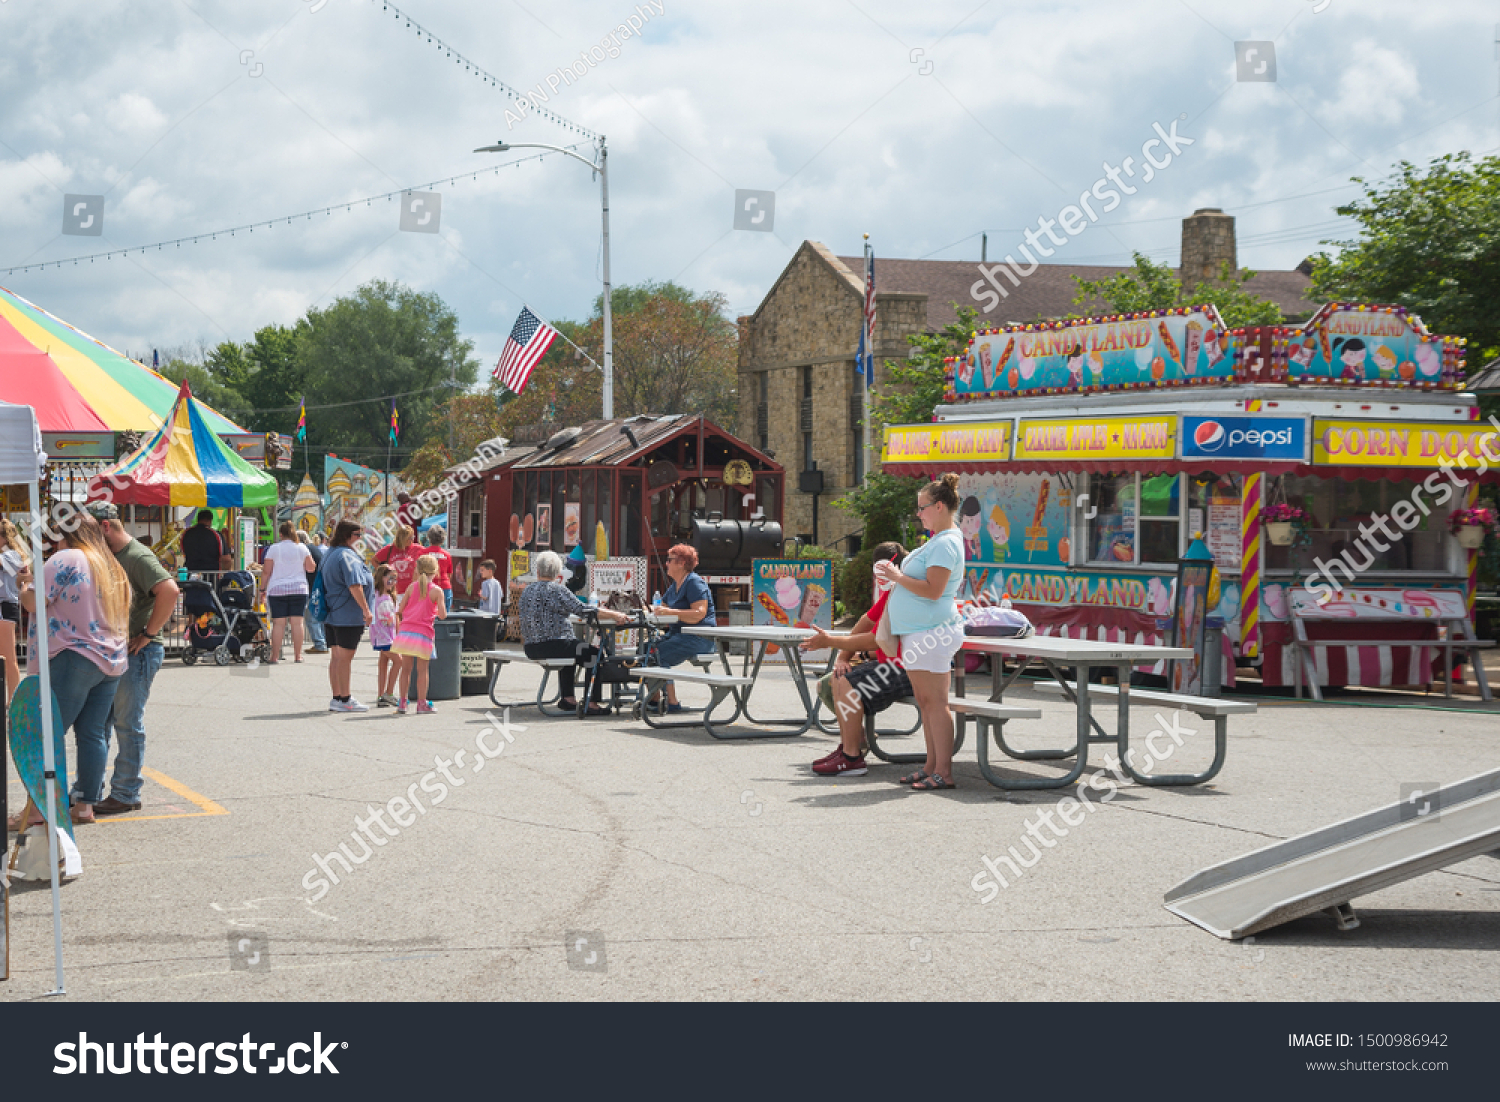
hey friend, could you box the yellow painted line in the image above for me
[93,766,229,824]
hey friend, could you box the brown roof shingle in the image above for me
[833,255,1319,331]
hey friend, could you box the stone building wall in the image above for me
[737,241,927,550]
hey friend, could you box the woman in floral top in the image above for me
[17,515,130,825]
[519,551,627,716]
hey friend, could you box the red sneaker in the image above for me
[814,743,867,767]
[813,748,868,777]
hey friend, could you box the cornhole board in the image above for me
[1165,767,1500,940]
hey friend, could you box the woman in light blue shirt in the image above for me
[874,472,966,790]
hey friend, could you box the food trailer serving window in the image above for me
[1088,473,1180,566]
[1266,475,1448,573]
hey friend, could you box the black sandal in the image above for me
[899,769,930,785]
[558,698,579,711]
[911,774,955,791]
[584,703,612,717]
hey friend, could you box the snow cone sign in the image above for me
[751,558,834,663]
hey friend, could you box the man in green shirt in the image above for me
[88,503,179,815]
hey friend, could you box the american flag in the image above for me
[493,306,560,395]
[857,248,876,388]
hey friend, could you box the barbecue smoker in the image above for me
[689,514,784,580]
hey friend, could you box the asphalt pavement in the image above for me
[4,648,1499,1002]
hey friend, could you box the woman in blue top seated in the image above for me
[647,543,717,714]
[873,472,966,790]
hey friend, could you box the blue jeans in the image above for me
[648,631,715,668]
[49,649,123,806]
[105,642,164,804]
[305,607,326,649]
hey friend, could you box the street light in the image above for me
[475,138,614,420]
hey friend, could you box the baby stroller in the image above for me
[180,570,271,666]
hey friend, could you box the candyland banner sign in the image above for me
[966,564,1245,636]
[964,565,1176,617]
[1285,304,1459,387]
[952,306,1234,399]
[751,558,833,662]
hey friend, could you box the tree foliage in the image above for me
[491,282,738,435]
[297,279,478,459]
[1309,152,1500,366]
[870,304,982,430]
[1072,253,1285,328]
[399,390,513,493]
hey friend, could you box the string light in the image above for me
[1,144,583,276]
[375,0,598,139]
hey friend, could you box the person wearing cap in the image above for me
[89,502,179,814]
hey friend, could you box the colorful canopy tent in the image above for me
[0,285,243,434]
[0,399,67,993]
[0,313,109,433]
[89,381,278,509]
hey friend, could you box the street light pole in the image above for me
[474,137,613,419]
[598,139,613,421]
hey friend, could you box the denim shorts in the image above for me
[268,593,308,619]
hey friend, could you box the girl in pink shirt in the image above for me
[391,554,447,715]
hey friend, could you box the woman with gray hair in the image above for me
[519,550,627,716]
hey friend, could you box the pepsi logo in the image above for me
[1194,421,1226,452]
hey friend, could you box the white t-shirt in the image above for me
[262,540,312,597]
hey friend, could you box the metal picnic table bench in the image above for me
[958,635,1250,789]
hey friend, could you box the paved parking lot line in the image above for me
[93,766,228,824]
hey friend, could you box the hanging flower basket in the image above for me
[1262,503,1307,547]
[1266,521,1294,546]
[1457,525,1486,550]
[1449,507,1497,550]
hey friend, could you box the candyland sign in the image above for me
[965,565,1175,616]
[1286,304,1460,387]
[952,306,1234,399]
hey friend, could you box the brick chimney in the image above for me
[1180,208,1236,285]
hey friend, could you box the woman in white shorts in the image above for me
[874,472,966,790]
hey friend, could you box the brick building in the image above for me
[736,209,1319,550]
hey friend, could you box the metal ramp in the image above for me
[1164,767,1500,940]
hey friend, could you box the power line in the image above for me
[372,0,599,140]
[215,383,469,417]
[0,146,582,276]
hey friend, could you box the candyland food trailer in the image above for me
[881,302,1490,693]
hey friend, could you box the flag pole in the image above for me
[386,400,394,507]
[862,234,873,487]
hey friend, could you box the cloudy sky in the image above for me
[1,0,1495,375]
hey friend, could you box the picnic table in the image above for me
[958,635,1245,790]
[637,624,819,738]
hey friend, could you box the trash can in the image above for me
[447,611,501,695]
[427,619,465,701]
[728,601,752,657]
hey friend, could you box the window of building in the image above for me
[1265,475,1449,574]
[1087,473,1182,566]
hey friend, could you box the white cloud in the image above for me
[0,0,1488,370]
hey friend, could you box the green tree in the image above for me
[833,305,979,548]
[400,389,513,493]
[1309,152,1500,366]
[1072,253,1284,328]
[297,279,478,461]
